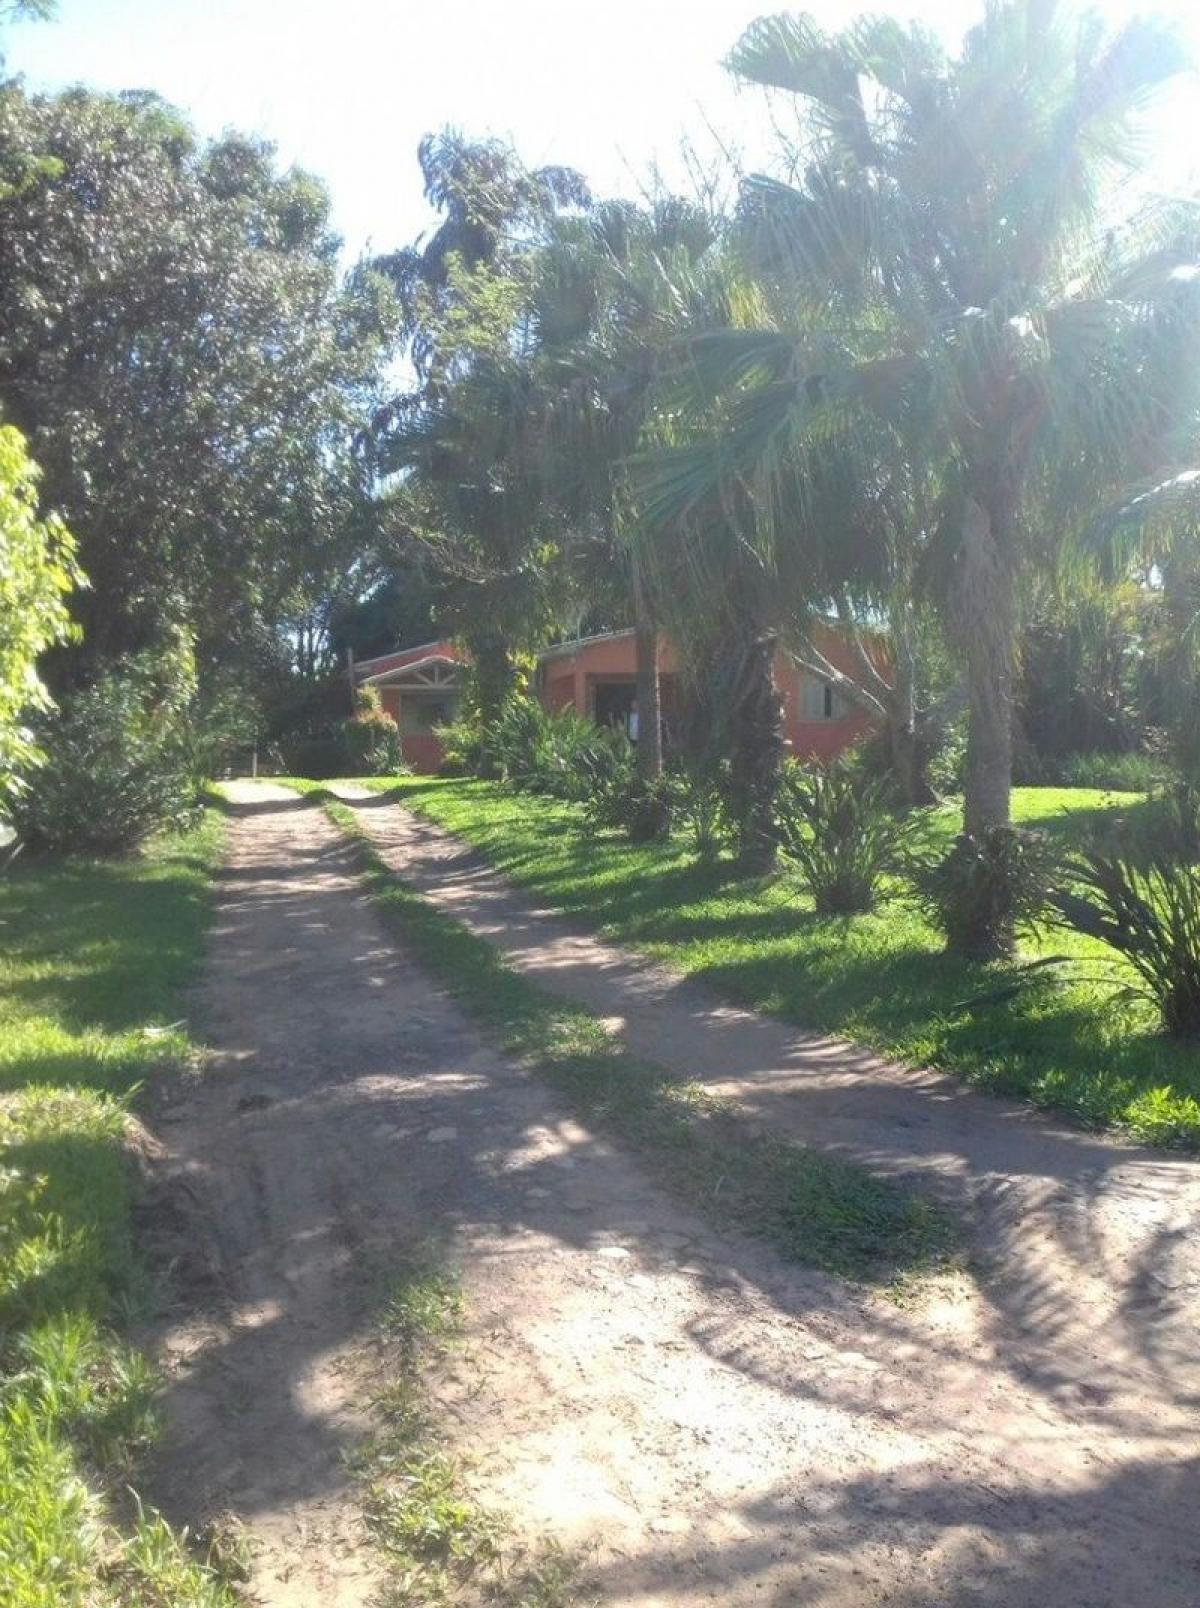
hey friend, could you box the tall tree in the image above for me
[0,422,78,799]
[636,3,1196,943]
[0,86,397,687]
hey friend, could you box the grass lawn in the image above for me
[364,778,1200,1149]
[0,813,237,1607]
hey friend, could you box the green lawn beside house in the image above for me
[365,777,1200,1149]
[0,812,237,1608]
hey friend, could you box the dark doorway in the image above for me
[593,680,636,732]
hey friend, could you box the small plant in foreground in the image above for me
[777,758,911,914]
[1053,845,1200,1038]
[912,824,1055,960]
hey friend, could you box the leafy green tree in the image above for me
[533,197,719,825]
[0,85,397,688]
[0,422,78,800]
[637,3,1196,943]
[370,132,589,737]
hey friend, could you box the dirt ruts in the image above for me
[143,784,1200,1606]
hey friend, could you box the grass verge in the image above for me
[0,811,238,1607]
[366,777,1200,1149]
[353,1251,581,1607]
[285,781,957,1287]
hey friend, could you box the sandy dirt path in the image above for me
[146,786,1199,1606]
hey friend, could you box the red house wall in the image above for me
[537,627,879,761]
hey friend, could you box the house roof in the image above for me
[538,628,635,663]
[352,638,449,672]
[362,653,463,687]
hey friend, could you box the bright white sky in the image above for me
[6,0,1200,261]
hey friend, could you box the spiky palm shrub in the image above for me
[777,758,910,914]
[1054,851,1200,1038]
[632,3,1198,956]
[914,827,1055,962]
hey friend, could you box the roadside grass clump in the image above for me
[285,782,957,1285]
[363,778,1200,1146]
[0,810,240,1608]
[776,758,913,914]
[351,1254,581,1608]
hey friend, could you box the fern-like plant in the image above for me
[777,759,910,914]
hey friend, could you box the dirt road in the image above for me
[145,785,1200,1605]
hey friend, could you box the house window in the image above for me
[801,677,847,721]
[399,695,458,735]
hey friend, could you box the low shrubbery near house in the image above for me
[776,758,911,914]
[1055,751,1163,794]
[340,686,409,776]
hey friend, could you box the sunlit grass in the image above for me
[0,812,239,1607]
[366,778,1200,1148]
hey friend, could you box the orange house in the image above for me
[537,625,876,763]
[352,640,469,774]
[353,624,877,775]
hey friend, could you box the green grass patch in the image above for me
[352,1253,581,1607]
[356,777,1200,1149]
[286,781,956,1286]
[0,812,238,1608]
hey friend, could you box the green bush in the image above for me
[776,758,911,914]
[913,824,1055,959]
[8,642,204,855]
[668,763,731,860]
[340,687,408,776]
[484,699,633,804]
[1056,751,1161,792]
[1053,836,1200,1039]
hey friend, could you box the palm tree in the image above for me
[532,198,720,831]
[634,2,1194,947]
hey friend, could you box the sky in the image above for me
[5,0,1200,262]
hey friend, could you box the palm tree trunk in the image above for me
[886,610,937,809]
[729,632,783,873]
[956,496,1015,837]
[469,627,516,776]
[633,568,664,783]
[629,585,669,840]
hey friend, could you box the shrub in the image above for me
[669,763,731,860]
[435,716,486,776]
[486,699,633,804]
[913,824,1054,959]
[776,758,911,914]
[1053,840,1200,1039]
[340,686,408,776]
[9,641,204,855]
[1056,751,1161,793]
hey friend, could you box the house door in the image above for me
[593,680,636,733]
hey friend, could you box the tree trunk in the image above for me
[728,632,783,873]
[632,552,663,781]
[470,628,516,776]
[887,623,937,809]
[956,496,1015,838]
[629,608,670,842]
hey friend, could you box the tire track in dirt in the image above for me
[144,785,1199,1605]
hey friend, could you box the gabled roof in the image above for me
[362,653,463,687]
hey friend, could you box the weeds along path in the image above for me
[318,780,1200,1603]
[147,784,1198,1606]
